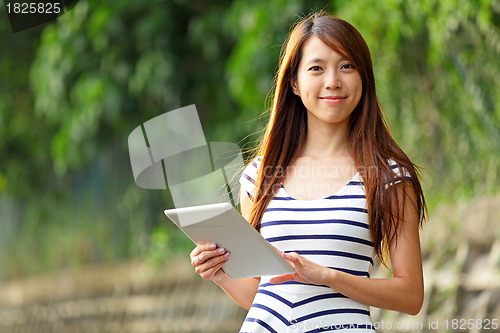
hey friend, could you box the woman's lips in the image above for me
[320,96,346,103]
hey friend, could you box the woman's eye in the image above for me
[341,63,355,70]
[308,65,322,72]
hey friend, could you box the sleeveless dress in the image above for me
[238,157,408,333]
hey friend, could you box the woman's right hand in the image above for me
[190,243,231,282]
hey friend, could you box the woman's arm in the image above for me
[189,190,260,310]
[190,243,259,310]
[214,273,260,310]
[270,183,424,315]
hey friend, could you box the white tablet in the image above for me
[164,202,295,279]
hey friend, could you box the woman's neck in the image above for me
[301,117,351,158]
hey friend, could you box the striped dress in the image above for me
[238,157,407,333]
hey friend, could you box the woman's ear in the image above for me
[291,79,299,96]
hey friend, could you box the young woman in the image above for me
[190,12,426,332]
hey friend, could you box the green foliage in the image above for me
[1,0,499,278]
[335,0,500,202]
[146,224,192,268]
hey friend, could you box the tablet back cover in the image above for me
[165,203,294,279]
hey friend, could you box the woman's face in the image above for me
[292,35,362,127]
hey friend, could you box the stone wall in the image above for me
[0,259,247,333]
[371,195,500,332]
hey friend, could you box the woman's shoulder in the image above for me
[239,156,263,197]
[249,155,263,168]
[242,156,262,179]
[386,158,412,187]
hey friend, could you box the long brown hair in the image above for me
[248,12,426,265]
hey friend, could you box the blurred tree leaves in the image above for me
[1,0,499,277]
[336,0,500,201]
[29,0,335,174]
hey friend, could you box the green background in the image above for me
[0,0,499,279]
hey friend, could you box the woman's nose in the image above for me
[325,71,341,89]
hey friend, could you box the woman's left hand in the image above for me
[269,252,332,286]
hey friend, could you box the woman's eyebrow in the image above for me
[306,57,325,65]
[306,56,347,65]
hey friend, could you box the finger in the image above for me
[282,252,300,261]
[273,273,311,285]
[198,255,230,280]
[281,252,300,268]
[189,243,217,259]
[194,249,230,270]
[200,251,231,269]
[197,247,227,264]
[200,261,226,280]
[269,274,294,284]
[191,243,217,257]
[190,247,201,259]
